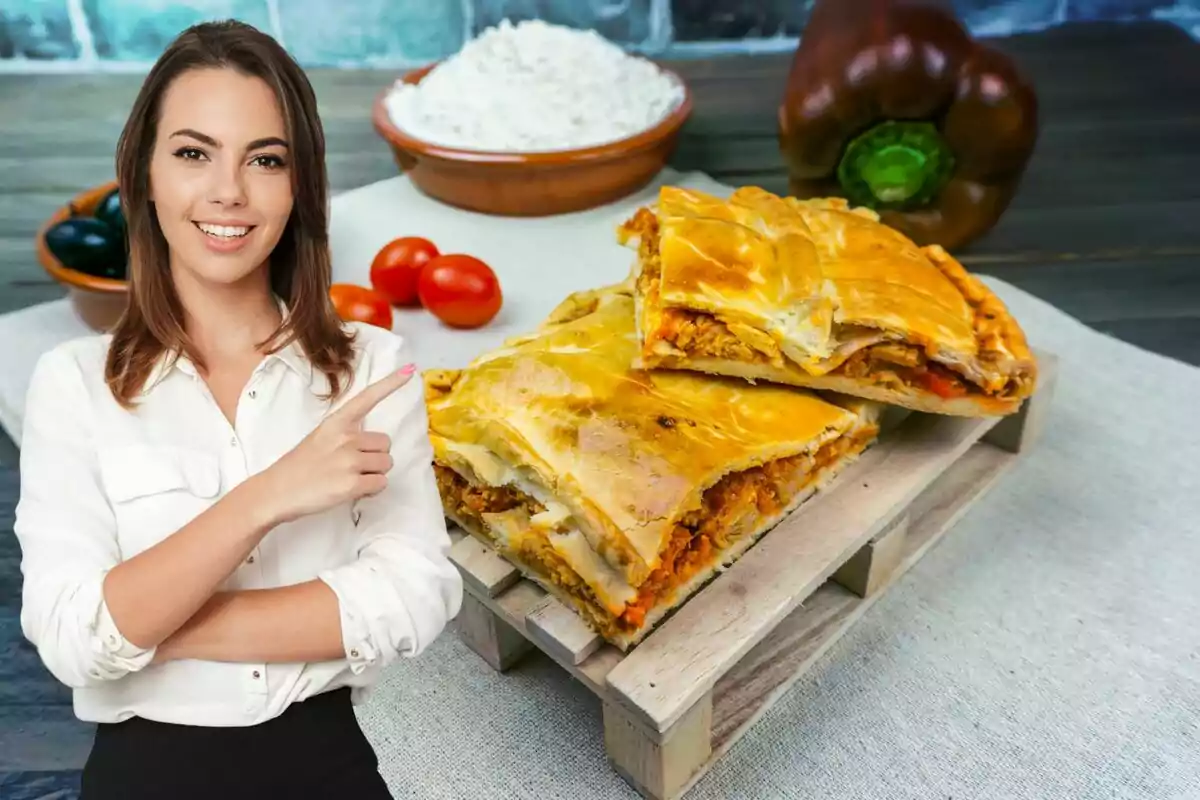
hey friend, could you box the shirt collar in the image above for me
[267,296,314,381]
[141,296,315,394]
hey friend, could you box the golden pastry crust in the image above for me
[620,186,1038,416]
[424,285,881,648]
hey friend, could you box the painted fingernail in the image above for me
[399,364,416,375]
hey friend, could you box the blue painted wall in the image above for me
[0,0,1197,69]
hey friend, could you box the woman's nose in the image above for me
[206,162,247,207]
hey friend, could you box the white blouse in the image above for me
[13,319,463,726]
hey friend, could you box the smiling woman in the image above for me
[105,22,352,409]
[151,76,293,270]
[12,19,461,800]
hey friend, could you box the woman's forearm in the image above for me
[154,580,344,664]
[102,475,280,651]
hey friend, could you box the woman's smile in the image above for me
[193,220,257,253]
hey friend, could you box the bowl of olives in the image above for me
[36,180,129,332]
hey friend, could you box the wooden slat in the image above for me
[474,578,626,699]
[604,411,1000,733]
[448,534,520,597]
[524,595,603,666]
[455,592,533,672]
[830,512,911,598]
[604,691,713,800]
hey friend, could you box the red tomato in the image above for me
[417,254,503,329]
[917,367,968,398]
[329,283,393,330]
[370,236,440,307]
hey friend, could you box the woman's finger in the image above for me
[357,452,394,475]
[355,473,388,498]
[357,432,391,453]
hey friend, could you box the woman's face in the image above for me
[148,67,294,291]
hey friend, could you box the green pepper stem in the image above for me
[836,121,955,211]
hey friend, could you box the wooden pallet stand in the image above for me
[449,352,1058,800]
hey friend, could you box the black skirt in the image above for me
[80,688,393,800]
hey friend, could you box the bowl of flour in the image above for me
[372,19,693,216]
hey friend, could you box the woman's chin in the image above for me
[173,253,272,291]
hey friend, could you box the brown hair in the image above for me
[106,19,355,406]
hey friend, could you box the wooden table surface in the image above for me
[1,20,1198,367]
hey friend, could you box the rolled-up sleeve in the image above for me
[14,347,156,688]
[318,334,463,674]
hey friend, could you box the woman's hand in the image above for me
[254,364,416,526]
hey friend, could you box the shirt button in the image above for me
[350,649,359,659]
[246,555,255,564]
[248,390,257,399]
[252,670,261,679]
[230,437,238,447]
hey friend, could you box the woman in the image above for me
[13,19,462,800]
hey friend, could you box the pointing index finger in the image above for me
[335,364,416,423]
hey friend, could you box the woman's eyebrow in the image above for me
[170,128,218,146]
[168,129,289,151]
[246,136,289,150]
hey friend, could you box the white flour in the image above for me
[383,19,686,153]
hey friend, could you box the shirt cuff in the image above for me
[89,588,157,679]
[318,571,380,675]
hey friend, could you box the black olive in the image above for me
[44,217,127,280]
[93,188,125,234]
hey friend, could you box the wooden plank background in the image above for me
[0,19,1197,358]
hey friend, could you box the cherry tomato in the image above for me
[369,236,440,307]
[329,283,393,330]
[417,254,503,329]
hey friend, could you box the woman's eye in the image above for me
[252,154,286,169]
[173,147,206,161]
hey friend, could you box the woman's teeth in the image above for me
[196,223,251,239]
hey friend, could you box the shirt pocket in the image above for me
[97,444,222,556]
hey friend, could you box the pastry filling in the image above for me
[622,208,1033,401]
[433,426,875,641]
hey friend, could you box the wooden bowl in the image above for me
[36,180,129,332]
[371,62,694,216]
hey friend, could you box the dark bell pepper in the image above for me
[778,0,1039,250]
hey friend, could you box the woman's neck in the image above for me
[174,271,283,370]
